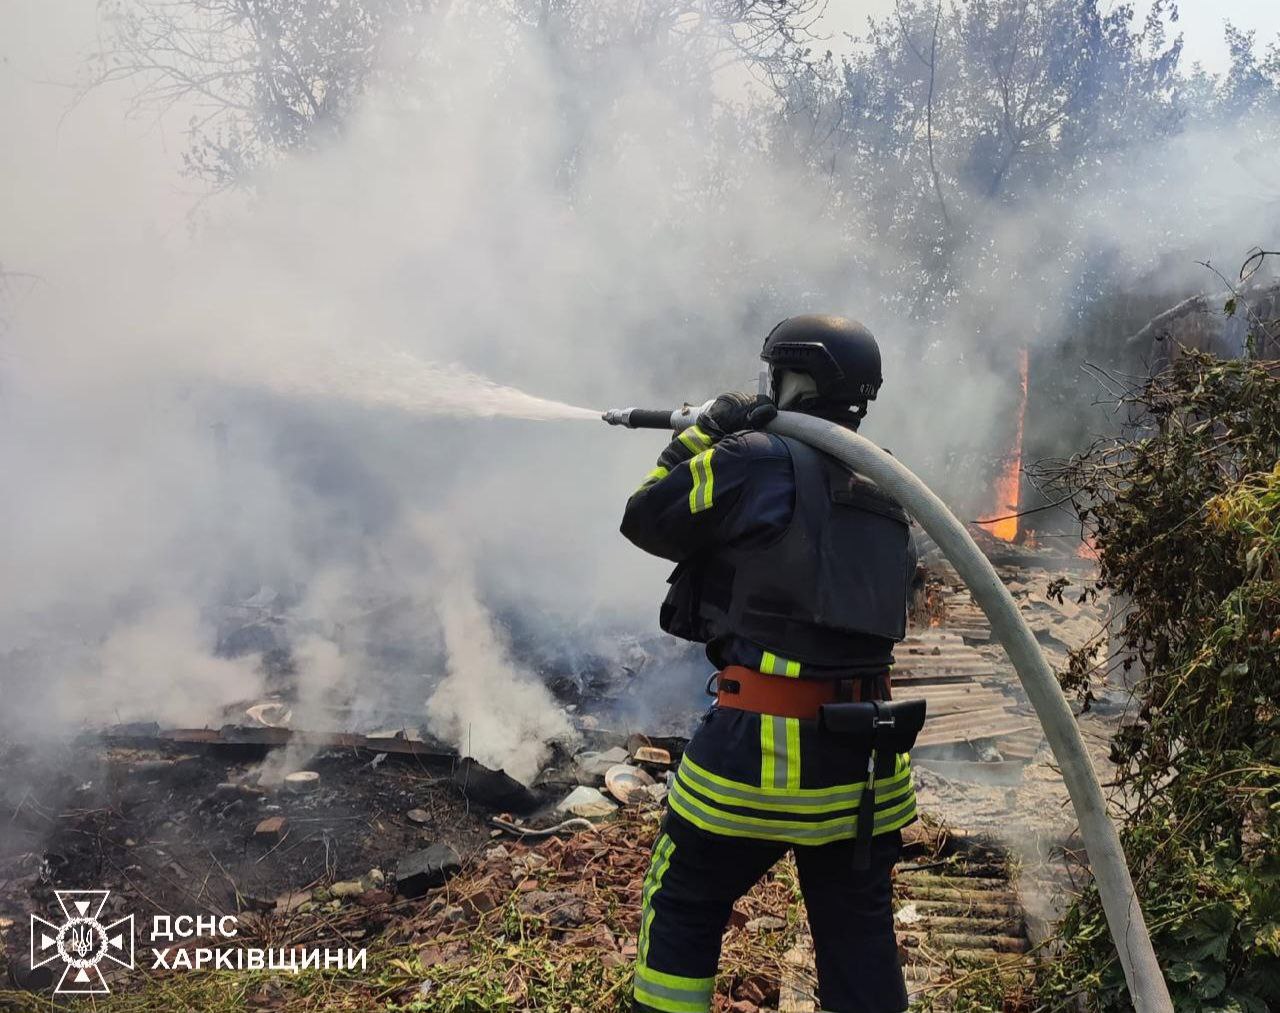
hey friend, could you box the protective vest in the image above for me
[661,436,911,671]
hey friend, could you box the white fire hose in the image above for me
[605,404,1173,1011]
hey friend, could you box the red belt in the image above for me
[715,665,891,720]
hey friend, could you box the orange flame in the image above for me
[979,346,1029,542]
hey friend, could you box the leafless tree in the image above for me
[85,0,430,185]
[85,0,824,187]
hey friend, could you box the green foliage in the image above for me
[1033,351,1280,1011]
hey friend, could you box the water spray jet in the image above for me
[603,403,1173,1012]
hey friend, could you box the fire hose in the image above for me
[603,403,1173,1012]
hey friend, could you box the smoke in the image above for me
[429,562,576,785]
[90,605,263,728]
[1,1,1278,781]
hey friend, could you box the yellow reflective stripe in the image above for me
[636,836,712,1013]
[680,751,911,802]
[759,651,801,677]
[785,718,801,791]
[759,717,775,789]
[677,424,713,455]
[676,758,911,815]
[672,780,863,833]
[874,776,915,807]
[670,789,914,842]
[769,716,789,788]
[679,761,858,813]
[876,802,919,835]
[636,465,669,492]
[872,792,918,823]
[636,967,715,992]
[668,783,916,845]
[634,965,714,1013]
[687,448,714,514]
[633,989,705,1013]
[638,834,675,966]
[674,777,917,834]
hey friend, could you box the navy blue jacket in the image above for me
[622,424,917,674]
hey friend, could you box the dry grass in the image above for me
[1,807,808,1012]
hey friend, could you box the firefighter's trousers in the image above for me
[633,810,907,1013]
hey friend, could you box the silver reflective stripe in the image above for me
[638,834,675,965]
[760,651,801,677]
[677,764,912,818]
[669,784,912,842]
[677,424,713,455]
[677,761,865,810]
[634,972,713,1007]
[688,449,714,514]
[769,715,789,789]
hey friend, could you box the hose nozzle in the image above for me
[601,408,637,427]
[601,401,712,431]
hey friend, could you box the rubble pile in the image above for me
[0,731,1039,1005]
[385,807,805,1012]
[1,795,1027,1011]
[905,530,1116,817]
[903,527,1124,962]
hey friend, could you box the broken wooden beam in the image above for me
[111,724,458,760]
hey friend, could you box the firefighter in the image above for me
[620,315,919,1013]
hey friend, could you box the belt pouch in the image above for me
[818,700,927,868]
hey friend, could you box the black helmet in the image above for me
[761,315,883,408]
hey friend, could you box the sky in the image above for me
[821,1,1280,72]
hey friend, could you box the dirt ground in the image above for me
[0,736,494,984]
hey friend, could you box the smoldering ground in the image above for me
[2,1,1279,783]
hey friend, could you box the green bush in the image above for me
[1032,351,1280,1012]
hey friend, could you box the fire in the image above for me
[978,345,1029,542]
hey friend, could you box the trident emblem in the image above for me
[30,890,134,995]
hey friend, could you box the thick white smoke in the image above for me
[1,1,1277,779]
[428,552,575,785]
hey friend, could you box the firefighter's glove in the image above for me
[653,393,776,475]
[697,392,778,440]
